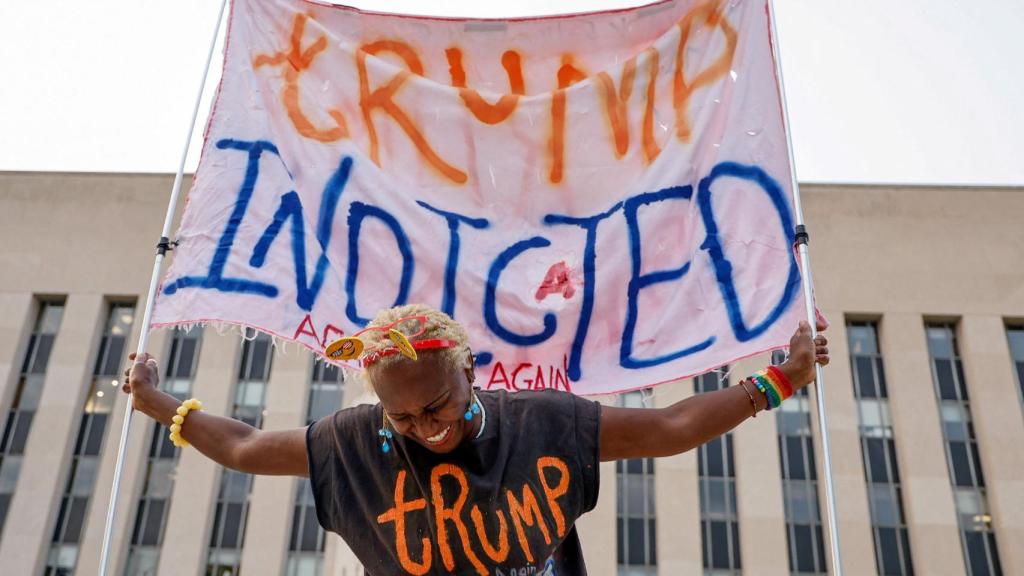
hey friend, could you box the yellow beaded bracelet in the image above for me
[169,398,203,448]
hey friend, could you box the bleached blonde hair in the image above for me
[362,303,472,388]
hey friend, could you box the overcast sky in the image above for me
[1,0,1021,185]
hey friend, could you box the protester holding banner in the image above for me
[123,303,826,575]
[117,0,839,572]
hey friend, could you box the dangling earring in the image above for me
[379,413,394,454]
[464,391,481,421]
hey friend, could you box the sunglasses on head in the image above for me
[325,314,458,366]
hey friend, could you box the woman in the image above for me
[124,304,828,575]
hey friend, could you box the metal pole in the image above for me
[97,0,229,573]
[766,1,844,574]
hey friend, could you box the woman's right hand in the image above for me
[122,352,161,413]
[119,351,311,477]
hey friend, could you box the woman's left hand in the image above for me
[600,316,830,461]
[779,318,830,390]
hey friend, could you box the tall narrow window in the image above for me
[285,360,344,576]
[1007,325,1024,411]
[0,300,64,538]
[617,390,656,576]
[124,328,202,576]
[45,302,135,575]
[775,347,826,576]
[847,321,914,575]
[206,332,273,576]
[926,324,1002,576]
[695,370,741,575]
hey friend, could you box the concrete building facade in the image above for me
[0,171,1021,575]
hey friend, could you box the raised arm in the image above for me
[124,353,310,477]
[600,321,829,461]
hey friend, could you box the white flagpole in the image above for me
[766,1,844,574]
[97,0,229,573]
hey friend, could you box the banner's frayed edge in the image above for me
[151,320,802,399]
[150,320,363,376]
[154,320,381,394]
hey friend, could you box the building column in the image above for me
[0,293,106,574]
[77,325,161,574]
[0,293,34,416]
[653,380,701,576]
[156,333,241,576]
[574,395,617,576]
[808,312,876,575]
[958,315,1024,576]
[879,313,962,574]
[731,354,789,575]
[240,347,312,575]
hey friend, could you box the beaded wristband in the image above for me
[169,398,203,448]
[750,376,777,410]
[751,365,794,410]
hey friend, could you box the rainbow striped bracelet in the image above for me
[750,365,795,410]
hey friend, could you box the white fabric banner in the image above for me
[152,0,805,395]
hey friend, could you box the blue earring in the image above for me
[464,394,481,421]
[379,415,394,454]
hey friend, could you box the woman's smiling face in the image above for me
[370,351,477,454]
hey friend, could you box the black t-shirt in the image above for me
[306,388,602,575]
